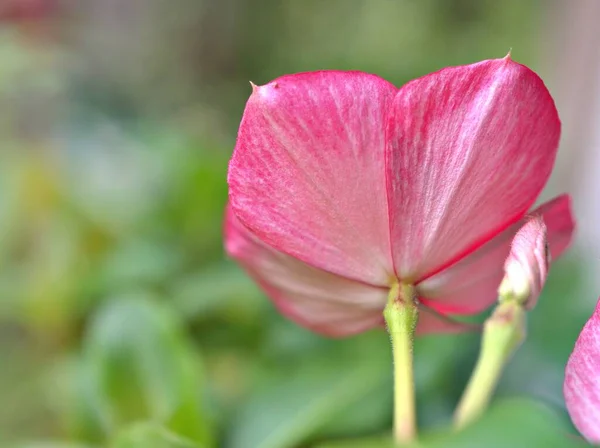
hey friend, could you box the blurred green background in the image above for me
[0,1,596,447]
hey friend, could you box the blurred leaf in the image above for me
[93,239,184,292]
[313,377,391,440]
[76,294,213,446]
[110,422,200,448]
[413,332,480,428]
[57,355,110,443]
[12,443,94,448]
[20,217,84,338]
[528,258,590,360]
[224,323,482,448]
[171,262,263,318]
[426,398,588,448]
[226,336,391,448]
[157,144,229,248]
[315,436,394,448]
[317,398,587,448]
[63,138,165,232]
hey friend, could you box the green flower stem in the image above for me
[383,283,419,444]
[453,300,526,430]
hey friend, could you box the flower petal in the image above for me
[564,299,600,443]
[416,195,574,315]
[386,56,561,282]
[225,206,477,337]
[224,206,388,337]
[228,71,397,286]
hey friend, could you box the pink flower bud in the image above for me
[498,216,549,308]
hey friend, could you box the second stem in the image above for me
[453,300,525,429]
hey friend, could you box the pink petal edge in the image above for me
[564,298,600,443]
[417,195,574,315]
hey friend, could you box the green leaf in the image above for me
[227,334,391,448]
[110,422,200,448]
[428,398,587,448]
[171,262,263,318]
[313,377,391,440]
[77,293,213,446]
[317,398,587,448]
[11,443,94,448]
[316,332,479,439]
[93,239,184,292]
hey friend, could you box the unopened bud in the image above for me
[497,216,549,309]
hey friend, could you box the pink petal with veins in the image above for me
[386,56,560,283]
[564,299,600,443]
[228,71,397,286]
[225,206,473,337]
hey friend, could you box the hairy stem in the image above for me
[384,283,419,444]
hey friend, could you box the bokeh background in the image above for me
[1,0,599,447]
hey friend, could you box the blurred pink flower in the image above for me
[226,56,575,337]
[498,216,549,309]
[0,0,56,22]
[564,299,600,443]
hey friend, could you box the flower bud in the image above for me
[497,216,549,308]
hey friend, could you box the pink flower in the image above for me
[226,56,575,337]
[498,216,550,309]
[0,0,56,22]
[564,299,600,443]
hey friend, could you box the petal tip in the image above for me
[247,79,281,103]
